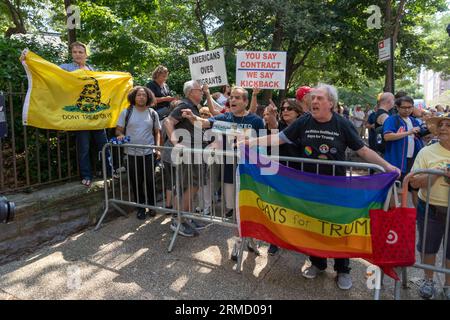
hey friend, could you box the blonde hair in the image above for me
[152,65,169,80]
[199,107,212,117]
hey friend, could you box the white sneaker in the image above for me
[301,263,324,279]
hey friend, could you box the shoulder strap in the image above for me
[148,108,159,139]
[124,105,133,136]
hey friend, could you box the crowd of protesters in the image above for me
[24,41,449,297]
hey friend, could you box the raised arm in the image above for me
[203,84,221,116]
[248,87,261,114]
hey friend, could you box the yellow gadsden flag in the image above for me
[21,50,133,130]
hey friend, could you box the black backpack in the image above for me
[375,115,400,154]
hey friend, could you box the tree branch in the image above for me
[2,0,26,37]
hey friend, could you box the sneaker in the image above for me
[136,208,147,220]
[225,209,233,218]
[170,221,198,237]
[419,279,436,300]
[301,263,324,279]
[336,273,353,290]
[268,244,279,256]
[195,207,211,216]
[147,209,156,217]
[443,287,450,300]
[190,219,211,231]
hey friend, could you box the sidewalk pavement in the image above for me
[0,212,425,300]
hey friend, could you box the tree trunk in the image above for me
[384,0,393,93]
[64,0,77,49]
[261,12,283,104]
[285,43,313,97]
[383,0,407,93]
[194,0,209,51]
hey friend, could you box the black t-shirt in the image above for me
[280,112,365,175]
[146,80,171,118]
[169,98,200,148]
[269,121,303,170]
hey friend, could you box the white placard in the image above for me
[236,51,287,90]
[212,120,252,137]
[378,38,391,62]
[188,48,228,88]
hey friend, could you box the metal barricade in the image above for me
[400,169,450,300]
[97,143,400,299]
[95,143,180,229]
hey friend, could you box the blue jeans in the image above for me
[75,130,111,180]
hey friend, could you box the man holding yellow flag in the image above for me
[21,41,133,186]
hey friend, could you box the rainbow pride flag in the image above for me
[237,150,398,259]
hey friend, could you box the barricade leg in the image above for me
[168,163,183,253]
[94,201,128,231]
[110,202,128,217]
[374,269,384,300]
[235,238,245,273]
[167,214,181,253]
[394,280,401,300]
[95,202,110,231]
[401,267,408,289]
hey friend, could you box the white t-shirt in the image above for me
[402,116,414,158]
[117,106,161,156]
[352,110,365,128]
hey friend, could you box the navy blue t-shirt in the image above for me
[208,112,264,183]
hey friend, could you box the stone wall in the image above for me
[0,181,121,265]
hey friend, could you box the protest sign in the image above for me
[188,48,228,88]
[236,51,287,90]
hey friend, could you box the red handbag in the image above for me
[369,207,416,268]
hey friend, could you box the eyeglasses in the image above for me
[200,113,211,117]
[281,106,295,112]
[398,106,413,110]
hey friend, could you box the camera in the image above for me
[0,196,15,224]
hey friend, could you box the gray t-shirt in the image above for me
[117,106,161,156]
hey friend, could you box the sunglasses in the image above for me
[281,106,295,112]
[438,122,450,128]
[200,113,211,117]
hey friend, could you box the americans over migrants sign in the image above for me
[188,48,228,88]
[236,51,287,90]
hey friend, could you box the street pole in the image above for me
[64,0,77,48]
[390,36,395,94]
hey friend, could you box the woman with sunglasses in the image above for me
[263,98,304,255]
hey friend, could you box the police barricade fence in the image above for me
[400,169,450,300]
[98,142,400,299]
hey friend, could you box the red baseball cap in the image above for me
[296,86,312,101]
